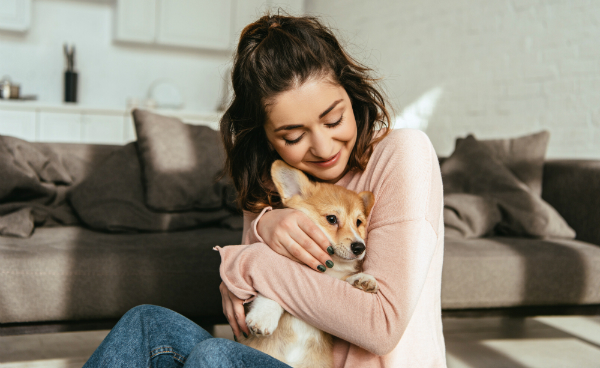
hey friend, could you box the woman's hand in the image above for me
[220,281,250,340]
[256,208,333,271]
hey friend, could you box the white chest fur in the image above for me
[285,317,323,365]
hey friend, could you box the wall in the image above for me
[0,0,233,112]
[306,0,600,158]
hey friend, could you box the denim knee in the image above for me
[122,304,171,322]
[187,338,238,367]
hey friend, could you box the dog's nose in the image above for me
[351,242,366,255]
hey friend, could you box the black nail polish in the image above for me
[243,332,248,338]
[234,335,238,342]
[327,246,334,255]
[326,260,334,268]
[317,265,326,272]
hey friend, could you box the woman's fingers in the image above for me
[288,229,333,271]
[257,208,334,272]
[280,234,329,272]
[231,290,250,337]
[220,282,241,340]
[296,214,331,253]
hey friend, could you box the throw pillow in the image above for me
[455,130,549,196]
[68,143,233,232]
[441,135,575,239]
[443,193,502,239]
[132,109,233,212]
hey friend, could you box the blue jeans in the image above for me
[83,305,291,368]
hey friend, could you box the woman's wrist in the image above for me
[253,206,273,243]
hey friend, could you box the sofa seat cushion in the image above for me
[442,236,600,309]
[0,225,242,324]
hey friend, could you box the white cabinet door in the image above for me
[0,109,36,141]
[0,0,31,32]
[114,0,157,43]
[82,114,126,144]
[38,112,82,143]
[157,0,232,50]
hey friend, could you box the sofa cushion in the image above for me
[0,136,81,238]
[0,225,242,323]
[442,236,600,309]
[455,130,549,196]
[69,142,233,232]
[132,109,234,212]
[441,134,575,239]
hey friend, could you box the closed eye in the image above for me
[284,133,305,146]
[326,114,343,128]
[283,115,343,145]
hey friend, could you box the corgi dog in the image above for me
[238,160,378,368]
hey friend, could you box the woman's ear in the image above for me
[271,160,313,203]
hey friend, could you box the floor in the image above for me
[1,317,599,368]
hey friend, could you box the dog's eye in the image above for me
[326,215,337,225]
[357,219,362,227]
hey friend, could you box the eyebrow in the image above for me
[273,99,343,132]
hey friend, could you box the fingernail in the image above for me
[234,335,238,342]
[317,265,326,272]
[326,260,334,268]
[327,246,334,255]
[243,332,248,338]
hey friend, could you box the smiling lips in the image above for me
[310,150,341,167]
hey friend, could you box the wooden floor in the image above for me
[1,317,599,367]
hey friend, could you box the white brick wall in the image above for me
[306,0,600,158]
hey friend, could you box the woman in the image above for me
[84,14,446,368]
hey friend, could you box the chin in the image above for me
[306,164,346,182]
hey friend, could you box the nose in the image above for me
[309,128,334,159]
[351,242,365,255]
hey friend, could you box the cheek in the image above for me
[274,143,306,165]
[341,115,358,145]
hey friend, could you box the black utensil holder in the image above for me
[64,71,78,103]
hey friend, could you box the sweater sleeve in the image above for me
[241,207,272,245]
[218,130,443,356]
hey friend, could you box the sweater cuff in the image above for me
[249,206,272,244]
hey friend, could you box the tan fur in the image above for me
[239,160,377,368]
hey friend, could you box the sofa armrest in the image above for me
[542,160,600,246]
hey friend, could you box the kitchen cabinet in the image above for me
[0,0,31,32]
[0,109,35,141]
[115,0,304,50]
[0,101,221,144]
[114,0,157,43]
[157,0,232,50]
[115,0,232,50]
[81,114,126,144]
[38,112,82,143]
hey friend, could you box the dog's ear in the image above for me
[271,160,313,203]
[358,191,375,218]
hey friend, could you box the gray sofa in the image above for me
[1,143,599,334]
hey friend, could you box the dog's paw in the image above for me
[246,310,281,337]
[245,296,283,337]
[346,273,379,293]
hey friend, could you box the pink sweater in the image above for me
[216,129,446,367]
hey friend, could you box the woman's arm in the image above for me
[218,130,443,355]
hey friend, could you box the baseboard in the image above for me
[442,304,600,318]
[0,315,228,336]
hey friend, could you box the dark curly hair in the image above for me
[220,13,392,213]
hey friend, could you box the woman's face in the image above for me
[264,76,357,183]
